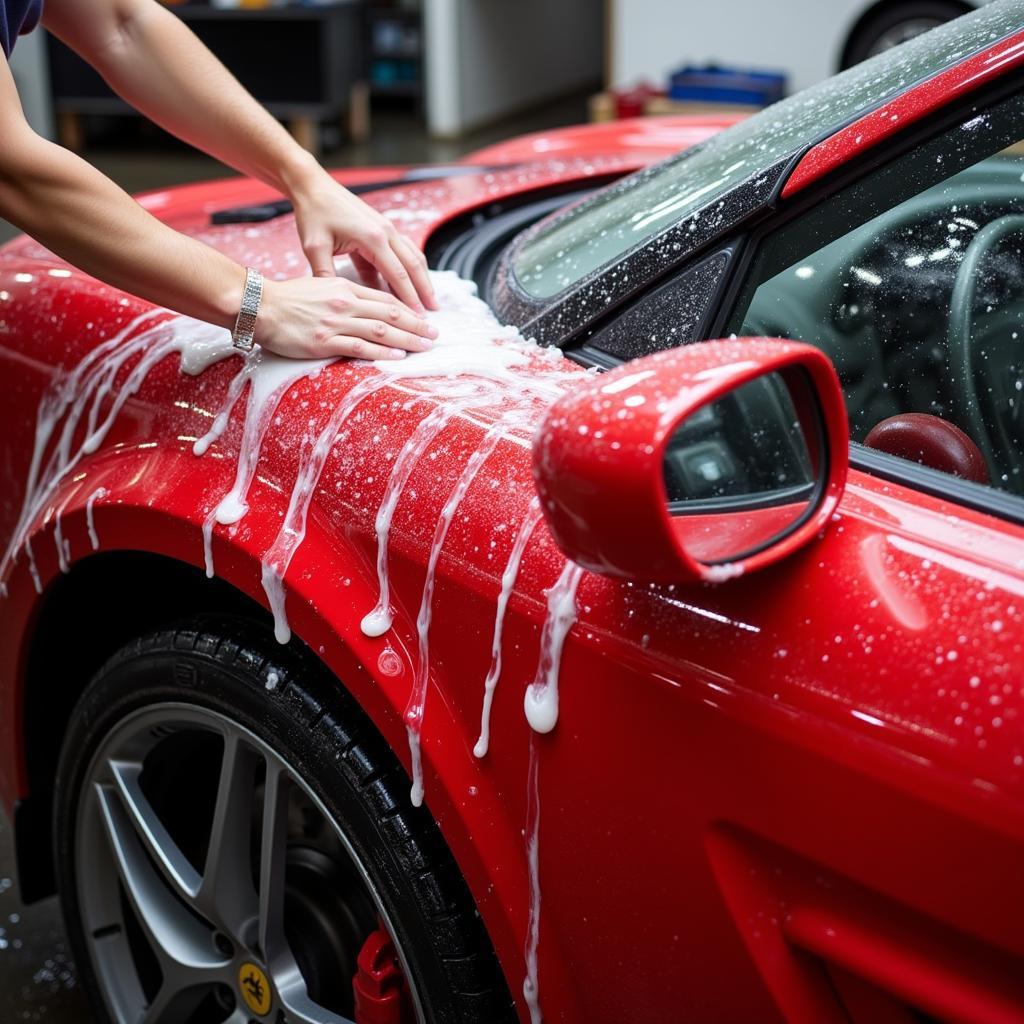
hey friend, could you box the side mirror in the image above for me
[533,338,849,583]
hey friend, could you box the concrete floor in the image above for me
[0,93,590,1021]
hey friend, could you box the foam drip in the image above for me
[406,415,513,807]
[523,734,543,1024]
[5,270,593,1024]
[474,499,543,758]
[0,310,225,594]
[361,401,465,639]
[52,497,71,574]
[524,562,586,734]
[85,486,108,550]
[260,375,390,644]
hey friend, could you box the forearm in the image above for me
[58,0,328,199]
[0,128,244,326]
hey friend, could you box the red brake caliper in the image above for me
[353,925,413,1024]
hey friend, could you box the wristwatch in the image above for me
[231,267,263,352]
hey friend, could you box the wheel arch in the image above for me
[14,549,263,902]
[7,496,532,1014]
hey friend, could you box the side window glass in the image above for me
[734,100,1024,497]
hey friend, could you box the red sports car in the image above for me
[3,4,1024,1022]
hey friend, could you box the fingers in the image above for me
[304,238,337,278]
[394,233,438,310]
[365,235,424,314]
[345,317,435,353]
[351,253,380,290]
[320,336,408,362]
[354,300,438,340]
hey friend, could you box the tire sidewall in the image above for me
[53,621,485,1024]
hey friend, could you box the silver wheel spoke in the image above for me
[108,760,202,902]
[278,987,356,1024]
[196,732,259,937]
[258,760,290,964]
[78,702,424,1024]
[95,782,222,975]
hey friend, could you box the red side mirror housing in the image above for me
[533,338,849,583]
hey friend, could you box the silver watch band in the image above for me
[231,267,263,352]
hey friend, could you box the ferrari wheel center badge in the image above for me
[238,961,272,1016]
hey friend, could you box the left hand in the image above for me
[291,177,438,313]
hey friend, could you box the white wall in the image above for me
[426,0,602,138]
[610,0,874,94]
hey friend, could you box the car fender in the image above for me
[0,407,580,1019]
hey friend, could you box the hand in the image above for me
[291,176,438,314]
[257,275,438,361]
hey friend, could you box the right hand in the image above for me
[256,275,438,361]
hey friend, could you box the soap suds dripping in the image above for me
[523,734,543,1024]
[85,487,108,550]
[524,561,586,734]
[361,396,471,638]
[260,375,391,644]
[0,309,234,596]
[406,415,515,807]
[474,498,543,758]
[52,497,72,574]
[4,271,588,1024]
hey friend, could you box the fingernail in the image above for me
[419,338,434,350]
[390,349,407,360]
[427,325,439,339]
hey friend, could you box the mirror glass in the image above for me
[663,369,822,565]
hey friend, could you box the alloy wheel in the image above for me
[75,702,420,1024]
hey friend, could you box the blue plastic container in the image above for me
[668,65,787,107]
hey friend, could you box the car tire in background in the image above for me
[52,616,515,1023]
[842,1,970,67]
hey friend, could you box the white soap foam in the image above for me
[52,496,72,574]
[406,415,513,807]
[523,734,543,1024]
[85,486,108,550]
[474,499,543,759]
[360,401,465,638]
[259,375,390,644]
[0,308,244,592]
[4,270,591,1024]
[524,561,586,734]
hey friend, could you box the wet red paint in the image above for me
[1,103,1023,1023]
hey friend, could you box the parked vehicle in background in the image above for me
[2,3,1024,1022]
[610,0,992,93]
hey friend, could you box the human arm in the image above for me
[42,0,437,311]
[0,53,436,360]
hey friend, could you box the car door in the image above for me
[525,86,1024,1022]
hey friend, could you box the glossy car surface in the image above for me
[3,4,1024,1021]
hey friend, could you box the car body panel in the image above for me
[3,35,1024,1022]
[461,115,741,167]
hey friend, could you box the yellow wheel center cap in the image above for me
[237,961,273,1016]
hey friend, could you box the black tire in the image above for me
[842,1,969,68]
[53,616,516,1023]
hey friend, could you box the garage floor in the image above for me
[0,93,589,1020]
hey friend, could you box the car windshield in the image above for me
[511,0,1023,301]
